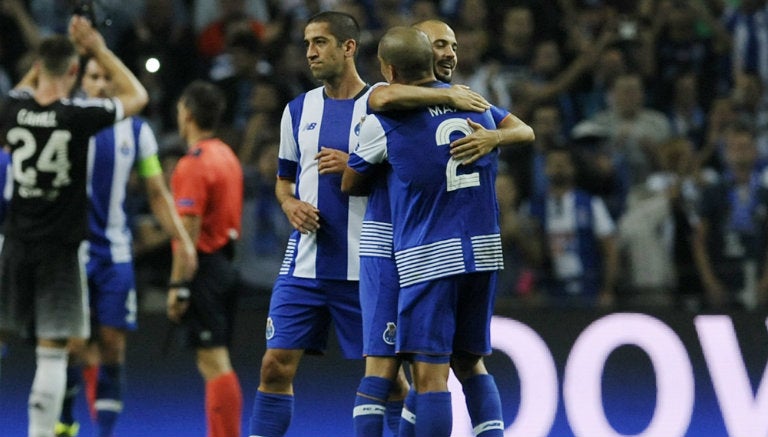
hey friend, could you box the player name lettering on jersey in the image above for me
[16,109,57,127]
[427,105,457,117]
[19,185,58,199]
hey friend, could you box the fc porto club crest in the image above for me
[119,140,131,156]
[382,322,396,345]
[265,317,275,340]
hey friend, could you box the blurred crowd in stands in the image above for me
[2,0,768,313]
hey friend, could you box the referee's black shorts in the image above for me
[185,246,240,348]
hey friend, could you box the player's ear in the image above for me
[67,60,80,78]
[343,38,357,58]
[385,64,398,83]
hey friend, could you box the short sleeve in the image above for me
[171,156,207,217]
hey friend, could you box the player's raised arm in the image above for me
[68,16,148,117]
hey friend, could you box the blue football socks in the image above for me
[96,364,124,437]
[462,374,504,436]
[398,388,417,437]
[414,391,452,437]
[353,376,393,437]
[249,390,294,437]
[385,397,404,435]
[60,365,83,425]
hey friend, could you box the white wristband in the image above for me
[174,287,191,300]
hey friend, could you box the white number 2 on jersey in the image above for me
[435,118,481,191]
[7,127,72,188]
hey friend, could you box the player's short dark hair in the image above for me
[38,35,78,76]
[179,80,226,131]
[378,27,433,82]
[306,11,360,47]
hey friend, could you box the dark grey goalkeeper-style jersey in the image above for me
[0,88,122,243]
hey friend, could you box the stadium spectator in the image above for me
[619,136,703,309]
[693,120,768,310]
[527,146,619,309]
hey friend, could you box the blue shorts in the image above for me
[266,276,362,359]
[360,256,399,357]
[87,256,138,331]
[397,272,497,358]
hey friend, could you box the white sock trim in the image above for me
[400,406,416,425]
[95,399,124,412]
[353,404,386,417]
[474,419,505,435]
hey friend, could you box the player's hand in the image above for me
[316,147,349,174]
[281,197,321,234]
[167,288,190,323]
[449,118,499,165]
[446,85,490,113]
[1,0,27,18]
[69,15,106,56]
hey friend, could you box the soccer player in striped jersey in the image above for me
[344,26,510,437]
[0,17,147,437]
[55,57,197,437]
[248,11,372,437]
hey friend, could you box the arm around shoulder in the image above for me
[368,83,490,113]
[498,113,535,145]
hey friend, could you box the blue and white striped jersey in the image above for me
[348,82,504,287]
[277,86,370,280]
[86,117,159,263]
[359,164,393,260]
[358,85,511,263]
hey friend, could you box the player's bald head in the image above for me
[377,26,434,83]
[412,19,452,37]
